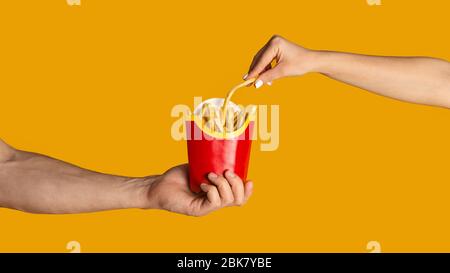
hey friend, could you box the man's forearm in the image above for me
[0,142,154,214]
[312,51,450,108]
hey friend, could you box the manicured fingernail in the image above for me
[255,79,263,89]
[243,74,248,80]
[208,172,218,179]
[267,81,272,86]
[200,183,208,191]
[227,170,236,178]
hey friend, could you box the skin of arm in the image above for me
[246,35,450,108]
[0,139,253,216]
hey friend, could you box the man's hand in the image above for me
[144,164,253,217]
[0,139,253,216]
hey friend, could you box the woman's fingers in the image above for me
[245,35,313,88]
[245,35,315,89]
[254,65,285,88]
[246,36,286,83]
[224,170,245,206]
[246,43,277,82]
[247,43,269,76]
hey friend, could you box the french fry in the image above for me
[198,98,255,134]
[235,110,245,130]
[233,112,238,130]
[224,108,235,132]
[201,103,211,130]
[208,104,218,132]
[213,107,223,133]
[222,78,256,125]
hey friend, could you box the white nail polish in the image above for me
[267,81,272,86]
[243,74,248,80]
[255,79,263,89]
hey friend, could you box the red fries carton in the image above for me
[186,98,255,193]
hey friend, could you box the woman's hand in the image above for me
[144,164,254,217]
[245,35,317,88]
[245,35,450,108]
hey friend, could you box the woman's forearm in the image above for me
[0,143,152,214]
[246,35,450,108]
[313,51,450,108]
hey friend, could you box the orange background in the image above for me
[0,0,449,252]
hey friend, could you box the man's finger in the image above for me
[243,181,254,204]
[200,183,221,208]
[207,173,234,206]
[224,170,245,206]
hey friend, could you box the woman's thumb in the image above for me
[254,67,283,88]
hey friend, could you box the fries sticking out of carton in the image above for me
[186,78,257,193]
[199,102,256,134]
